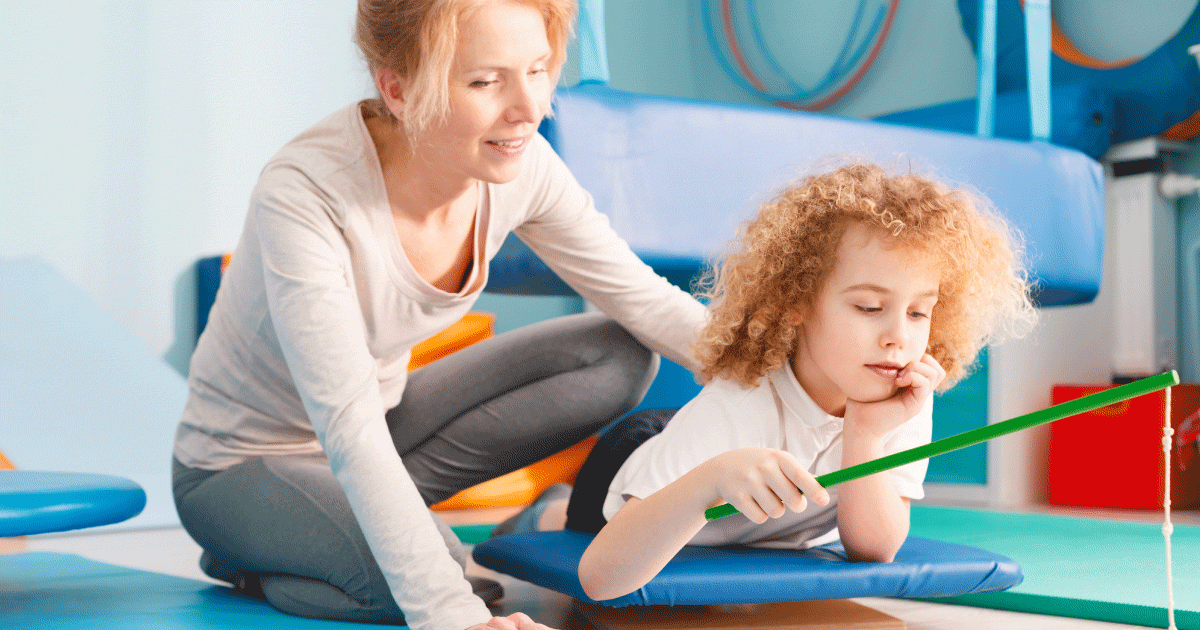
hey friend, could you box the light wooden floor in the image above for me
[8,503,1197,630]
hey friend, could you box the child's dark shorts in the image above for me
[564,407,677,534]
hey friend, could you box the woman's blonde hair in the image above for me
[355,0,575,139]
[695,160,1036,390]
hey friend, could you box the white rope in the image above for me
[1163,386,1176,630]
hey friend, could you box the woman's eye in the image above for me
[529,67,547,76]
[470,80,495,88]
[855,305,881,313]
[909,311,929,319]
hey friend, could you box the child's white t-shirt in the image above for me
[603,361,932,549]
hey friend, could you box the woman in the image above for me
[171,1,707,630]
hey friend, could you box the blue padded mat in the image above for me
[487,83,1104,307]
[0,552,391,629]
[0,471,146,537]
[472,530,1022,607]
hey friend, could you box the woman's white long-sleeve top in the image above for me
[174,102,708,630]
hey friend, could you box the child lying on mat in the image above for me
[492,160,1036,601]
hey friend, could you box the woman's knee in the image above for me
[583,315,658,412]
[174,456,389,607]
[499,312,658,414]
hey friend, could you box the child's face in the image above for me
[792,224,940,416]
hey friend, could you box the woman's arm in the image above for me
[509,136,708,372]
[252,170,491,630]
[577,448,830,601]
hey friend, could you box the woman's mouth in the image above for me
[486,137,527,158]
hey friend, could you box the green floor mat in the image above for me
[910,505,1199,628]
[451,523,496,545]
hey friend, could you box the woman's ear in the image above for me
[376,68,407,117]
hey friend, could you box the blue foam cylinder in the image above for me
[875,82,1116,159]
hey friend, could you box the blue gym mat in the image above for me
[0,552,389,629]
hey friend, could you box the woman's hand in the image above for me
[704,448,830,524]
[467,612,555,630]
[844,354,945,443]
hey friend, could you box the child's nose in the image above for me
[879,315,907,348]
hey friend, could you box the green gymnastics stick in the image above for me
[705,370,1179,522]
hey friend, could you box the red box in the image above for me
[1048,384,1200,510]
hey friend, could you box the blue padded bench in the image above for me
[473,530,1023,607]
[0,471,146,537]
[487,83,1104,308]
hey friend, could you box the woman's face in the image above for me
[423,1,554,186]
[792,224,940,416]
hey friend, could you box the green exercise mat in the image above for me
[910,504,1199,628]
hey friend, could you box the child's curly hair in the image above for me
[694,161,1036,391]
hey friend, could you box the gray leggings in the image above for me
[172,312,656,624]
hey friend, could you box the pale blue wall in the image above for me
[603,0,979,118]
[0,0,368,374]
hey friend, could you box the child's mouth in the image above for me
[866,364,902,379]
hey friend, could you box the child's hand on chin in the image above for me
[845,354,946,440]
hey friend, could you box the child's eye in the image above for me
[529,67,547,77]
[469,80,496,88]
[855,305,881,313]
[909,311,929,319]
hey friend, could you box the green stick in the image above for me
[705,370,1179,521]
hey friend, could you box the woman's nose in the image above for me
[507,79,542,124]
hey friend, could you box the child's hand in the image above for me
[845,353,946,442]
[704,448,830,524]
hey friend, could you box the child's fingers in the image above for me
[922,353,947,388]
[762,465,807,514]
[748,484,789,521]
[726,489,772,524]
[900,366,931,393]
[734,463,801,518]
[898,355,938,392]
[780,460,830,507]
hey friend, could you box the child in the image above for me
[492,161,1036,602]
